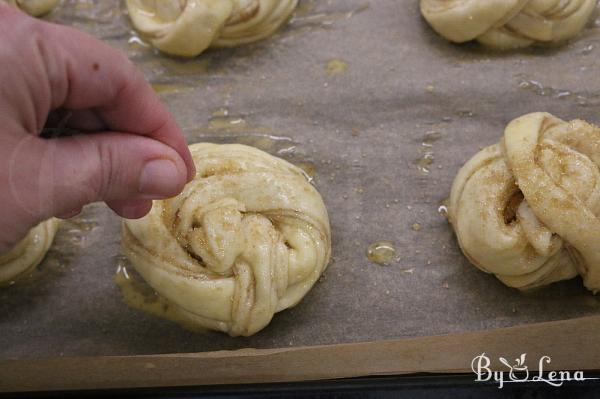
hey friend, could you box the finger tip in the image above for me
[138,155,188,198]
[110,200,153,219]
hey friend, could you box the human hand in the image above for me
[0,5,196,252]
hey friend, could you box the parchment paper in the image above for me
[2,0,600,360]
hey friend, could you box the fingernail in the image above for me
[139,159,183,198]
[188,162,197,183]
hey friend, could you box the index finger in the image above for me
[23,12,196,180]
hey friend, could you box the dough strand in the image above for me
[1,0,59,16]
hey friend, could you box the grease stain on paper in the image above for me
[516,76,600,107]
[326,59,348,75]
[367,241,396,266]
[114,258,207,333]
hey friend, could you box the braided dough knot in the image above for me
[123,144,331,336]
[449,112,600,292]
[420,0,596,49]
[126,0,298,57]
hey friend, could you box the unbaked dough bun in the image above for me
[126,0,298,57]
[449,113,600,292]
[421,0,596,49]
[122,143,331,336]
[0,219,59,284]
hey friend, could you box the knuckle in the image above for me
[91,140,116,201]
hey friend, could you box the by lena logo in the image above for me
[471,353,598,389]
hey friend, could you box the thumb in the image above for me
[8,133,190,223]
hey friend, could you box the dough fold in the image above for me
[420,0,596,49]
[122,143,331,336]
[126,0,298,57]
[2,0,59,16]
[0,218,59,284]
[449,112,600,292]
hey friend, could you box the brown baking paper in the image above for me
[2,0,600,390]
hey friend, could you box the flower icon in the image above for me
[499,353,529,382]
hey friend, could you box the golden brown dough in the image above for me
[0,219,59,284]
[122,143,331,336]
[126,0,298,57]
[420,0,596,49]
[449,112,600,292]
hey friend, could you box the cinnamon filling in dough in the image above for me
[122,143,331,336]
[449,112,600,292]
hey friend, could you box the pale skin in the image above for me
[0,5,196,253]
